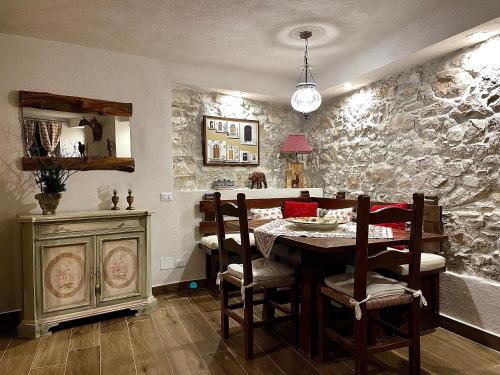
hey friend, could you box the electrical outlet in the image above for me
[174,256,187,268]
[160,257,175,270]
[160,192,174,202]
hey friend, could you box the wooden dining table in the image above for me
[230,219,448,357]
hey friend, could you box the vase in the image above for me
[35,193,62,215]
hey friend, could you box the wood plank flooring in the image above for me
[0,289,499,374]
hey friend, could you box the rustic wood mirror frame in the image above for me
[19,91,135,172]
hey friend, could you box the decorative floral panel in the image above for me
[42,243,89,313]
[100,238,140,301]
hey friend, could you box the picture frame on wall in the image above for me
[240,151,250,163]
[215,120,226,133]
[202,115,259,166]
[240,122,258,145]
[227,122,240,138]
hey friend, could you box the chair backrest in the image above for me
[353,193,424,301]
[214,192,254,285]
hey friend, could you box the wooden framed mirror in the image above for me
[19,91,135,172]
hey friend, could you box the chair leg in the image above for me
[220,279,229,339]
[319,291,329,362]
[262,288,276,321]
[244,287,254,360]
[409,300,421,375]
[354,307,368,375]
[290,285,299,348]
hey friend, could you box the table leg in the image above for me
[299,250,318,356]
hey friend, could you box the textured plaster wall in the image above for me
[172,85,305,191]
[0,33,177,312]
[440,272,500,335]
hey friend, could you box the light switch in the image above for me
[160,192,174,202]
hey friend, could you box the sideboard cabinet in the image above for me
[17,210,156,338]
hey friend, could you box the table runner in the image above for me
[254,219,394,258]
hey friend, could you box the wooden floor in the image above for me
[1,289,499,375]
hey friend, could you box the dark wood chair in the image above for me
[214,192,300,360]
[319,193,425,375]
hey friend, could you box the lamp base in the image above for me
[286,162,305,188]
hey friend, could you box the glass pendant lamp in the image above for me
[291,31,322,118]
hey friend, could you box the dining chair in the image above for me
[214,192,299,359]
[319,193,425,375]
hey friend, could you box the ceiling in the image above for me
[1,0,500,101]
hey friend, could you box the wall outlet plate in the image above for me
[160,257,175,270]
[160,192,174,202]
[174,256,187,268]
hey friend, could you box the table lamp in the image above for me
[281,134,312,188]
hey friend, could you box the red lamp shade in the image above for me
[281,134,313,154]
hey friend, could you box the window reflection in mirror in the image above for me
[22,108,131,158]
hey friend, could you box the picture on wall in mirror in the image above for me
[203,115,259,166]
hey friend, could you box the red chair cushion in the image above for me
[370,202,409,250]
[283,201,318,218]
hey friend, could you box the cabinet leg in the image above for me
[17,320,59,338]
[131,297,158,316]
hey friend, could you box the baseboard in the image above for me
[152,279,206,296]
[439,314,500,352]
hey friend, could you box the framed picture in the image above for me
[203,116,259,166]
[215,120,226,133]
[227,122,240,138]
[240,151,250,163]
[240,122,258,145]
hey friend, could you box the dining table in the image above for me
[229,218,448,357]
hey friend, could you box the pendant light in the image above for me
[291,31,322,118]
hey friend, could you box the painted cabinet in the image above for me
[17,210,156,338]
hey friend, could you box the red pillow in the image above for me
[370,202,409,250]
[283,201,318,218]
[370,202,408,230]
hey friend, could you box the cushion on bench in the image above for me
[249,207,283,220]
[200,233,256,250]
[387,250,446,275]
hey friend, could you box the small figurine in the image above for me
[111,189,120,210]
[248,172,267,189]
[291,173,300,188]
[126,189,135,210]
[77,141,86,157]
[107,138,114,157]
[79,116,103,142]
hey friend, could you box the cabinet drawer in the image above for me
[37,218,143,236]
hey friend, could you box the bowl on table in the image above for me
[286,216,342,231]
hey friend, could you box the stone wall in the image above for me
[172,85,304,190]
[307,36,500,281]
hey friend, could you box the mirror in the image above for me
[19,91,134,172]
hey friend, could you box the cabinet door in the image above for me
[96,233,143,304]
[38,237,94,314]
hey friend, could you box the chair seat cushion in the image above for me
[387,251,446,275]
[228,258,294,282]
[200,233,255,250]
[324,271,407,298]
